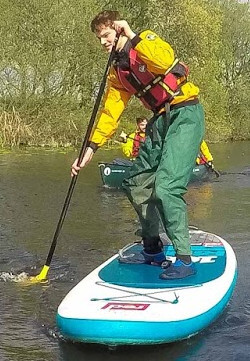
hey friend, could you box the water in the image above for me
[0,141,250,361]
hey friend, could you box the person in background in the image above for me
[120,117,147,159]
[71,10,205,280]
[196,140,214,169]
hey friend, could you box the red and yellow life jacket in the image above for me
[132,131,145,157]
[116,48,189,110]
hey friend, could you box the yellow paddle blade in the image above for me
[29,265,49,283]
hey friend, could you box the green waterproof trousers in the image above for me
[123,103,205,256]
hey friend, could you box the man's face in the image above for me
[138,119,147,132]
[95,25,116,53]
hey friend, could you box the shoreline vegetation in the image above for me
[0,0,249,149]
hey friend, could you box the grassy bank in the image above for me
[0,102,249,149]
[0,0,249,148]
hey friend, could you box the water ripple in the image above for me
[0,272,29,282]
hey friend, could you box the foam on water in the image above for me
[0,271,29,282]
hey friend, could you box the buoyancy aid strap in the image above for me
[136,75,162,98]
[125,72,158,107]
[125,72,143,92]
[136,75,179,101]
[164,58,180,76]
[136,58,183,99]
[155,98,199,115]
[164,102,171,128]
[170,98,199,110]
[137,75,162,96]
[158,81,179,97]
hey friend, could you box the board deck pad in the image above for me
[99,243,226,289]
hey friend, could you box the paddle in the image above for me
[119,131,145,144]
[199,154,220,178]
[199,155,249,177]
[31,35,120,283]
[219,170,250,176]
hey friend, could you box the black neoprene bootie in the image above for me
[118,236,166,265]
[142,236,164,254]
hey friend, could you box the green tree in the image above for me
[0,0,249,147]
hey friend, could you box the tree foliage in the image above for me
[0,0,249,147]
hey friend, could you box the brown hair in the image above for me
[91,10,121,33]
[136,117,147,124]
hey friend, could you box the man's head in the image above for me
[136,117,147,133]
[91,10,120,53]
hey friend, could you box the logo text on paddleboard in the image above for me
[102,302,150,311]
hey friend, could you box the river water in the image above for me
[0,141,250,361]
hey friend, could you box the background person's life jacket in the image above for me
[116,48,189,111]
[132,132,145,158]
[197,153,208,164]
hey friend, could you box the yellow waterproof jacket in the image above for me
[196,140,213,164]
[90,30,200,149]
[121,131,145,158]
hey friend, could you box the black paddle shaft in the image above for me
[45,36,119,267]
[200,154,220,178]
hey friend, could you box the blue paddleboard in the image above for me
[57,229,237,346]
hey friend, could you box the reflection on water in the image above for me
[0,142,250,361]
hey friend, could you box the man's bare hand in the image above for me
[119,130,128,143]
[113,20,136,40]
[71,147,94,177]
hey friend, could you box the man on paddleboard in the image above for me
[71,10,205,280]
